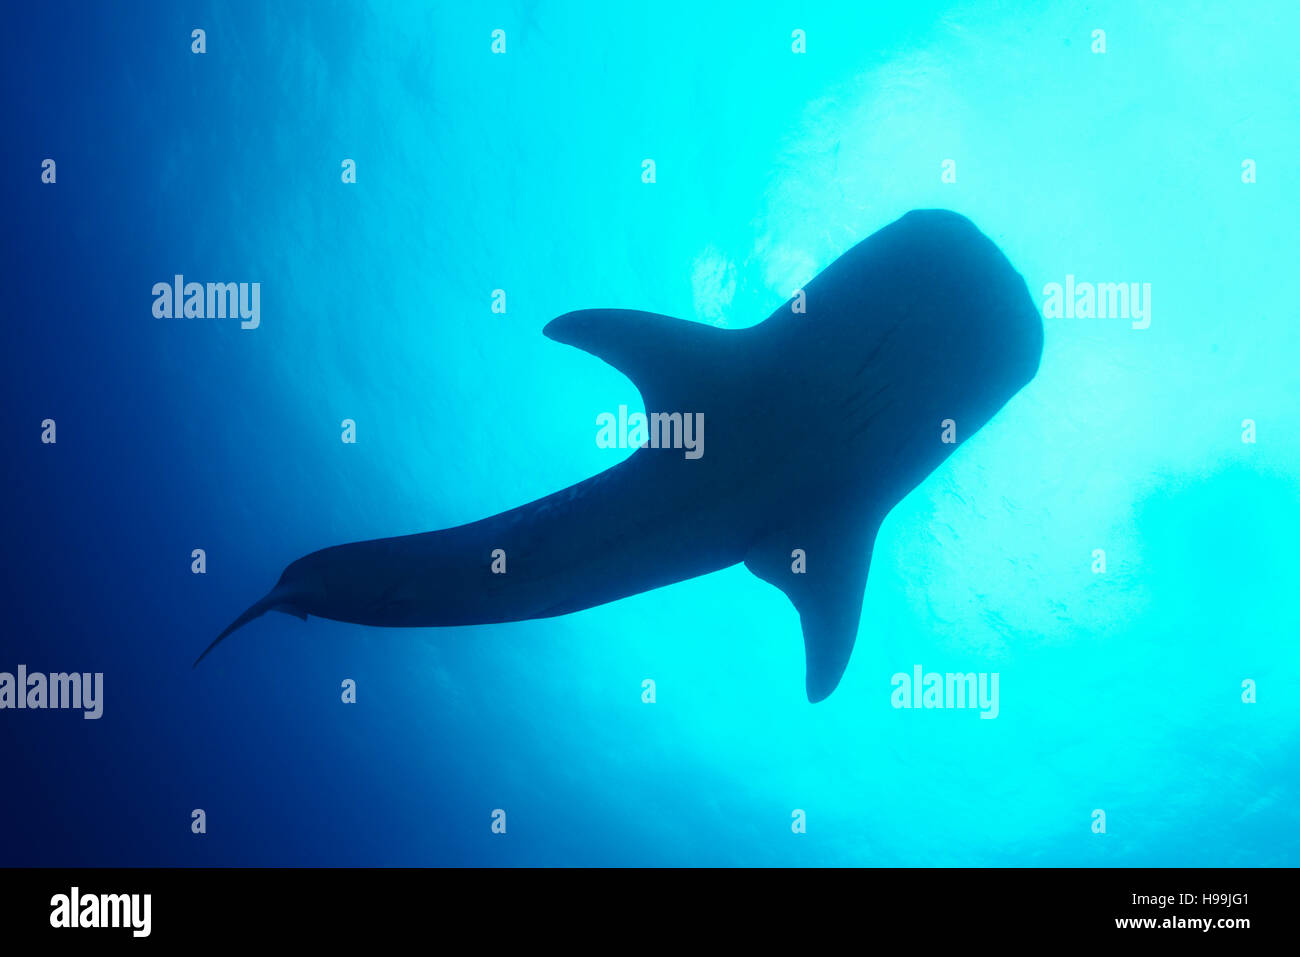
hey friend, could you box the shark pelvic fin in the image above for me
[745,510,882,703]
[542,309,734,410]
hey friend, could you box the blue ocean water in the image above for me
[3,0,1297,866]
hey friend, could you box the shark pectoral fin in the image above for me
[542,309,733,409]
[744,513,881,703]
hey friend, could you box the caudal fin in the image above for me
[194,585,302,668]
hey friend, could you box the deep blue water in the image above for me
[3,1,1298,866]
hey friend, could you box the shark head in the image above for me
[789,208,1041,440]
[837,209,1042,493]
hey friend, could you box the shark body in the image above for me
[198,209,1043,701]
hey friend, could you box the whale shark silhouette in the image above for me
[197,209,1043,701]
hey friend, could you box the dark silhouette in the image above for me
[198,210,1043,701]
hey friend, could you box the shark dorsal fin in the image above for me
[745,509,882,702]
[542,309,733,410]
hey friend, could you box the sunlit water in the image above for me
[3,0,1297,865]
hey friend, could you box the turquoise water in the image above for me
[3,0,1297,865]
